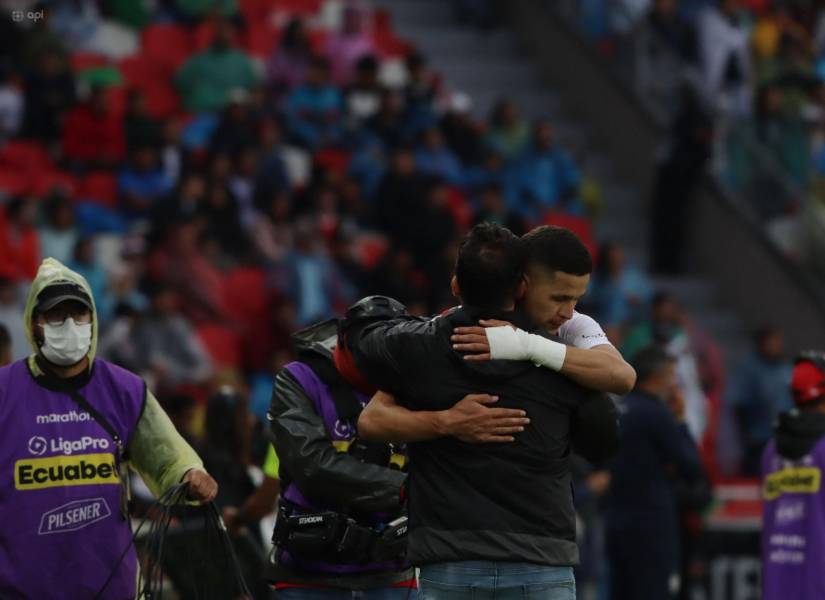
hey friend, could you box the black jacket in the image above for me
[775,410,825,460]
[605,390,702,547]
[266,325,410,589]
[351,306,619,566]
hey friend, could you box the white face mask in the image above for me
[40,318,92,366]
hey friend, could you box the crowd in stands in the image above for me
[0,0,799,595]
[569,0,825,265]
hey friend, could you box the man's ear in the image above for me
[450,275,460,299]
[516,276,527,301]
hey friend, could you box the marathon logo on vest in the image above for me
[763,466,821,500]
[35,411,92,425]
[38,498,111,535]
[27,435,110,456]
[15,453,120,491]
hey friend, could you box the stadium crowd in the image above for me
[0,0,802,598]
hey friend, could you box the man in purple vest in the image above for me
[0,258,218,599]
[762,350,825,599]
[265,299,528,599]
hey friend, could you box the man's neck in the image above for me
[46,356,90,379]
[637,384,664,400]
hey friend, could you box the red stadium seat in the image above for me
[141,24,192,73]
[356,235,389,270]
[32,170,77,198]
[196,323,241,368]
[0,170,32,196]
[542,212,597,260]
[239,0,273,21]
[0,141,53,172]
[307,29,328,53]
[119,55,160,88]
[445,187,473,231]
[71,52,108,72]
[245,22,281,57]
[314,149,351,174]
[278,0,322,16]
[191,20,218,52]
[78,172,118,209]
[142,82,181,119]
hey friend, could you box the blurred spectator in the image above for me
[622,292,709,440]
[125,283,212,390]
[175,0,238,20]
[374,145,428,241]
[118,146,175,222]
[650,81,713,274]
[324,4,376,85]
[251,192,294,264]
[634,0,697,116]
[274,219,352,325]
[49,0,101,53]
[124,90,163,154]
[201,387,257,516]
[256,119,296,200]
[0,322,10,366]
[485,99,530,162]
[606,346,703,600]
[367,248,427,313]
[160,118,184,185]
[284,56,343,150]
[440,94,485,165]
[510,120,583,219]
[161,393,197,444]
[587,241,653,329]
[266,18,313,96]
[0,69,23,142]
[23,49,76,142]
[415,126,464,185]
[0,277,28,361]
[228,147,260,228]
[366,88,409,149]
[0,196,39,282]
[148,218,230,322]
[473,183,525,236]
[200,184,248,261]
[38,192,78,265]
[210,89,260,155]
[403,52,439,130]
[67,237,108,310]
[344,55,384,124]
[175,20,257,113]
[61,86,126,168]
[697,0,752,114]
[726,326,793,475]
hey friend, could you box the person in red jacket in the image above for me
[61,86,125,167]
[0,196,39,282]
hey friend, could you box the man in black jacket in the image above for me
[265,303,530,598]
[350,223,619,599]
[605,346,703,600]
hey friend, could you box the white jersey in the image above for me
[557,311,611,349]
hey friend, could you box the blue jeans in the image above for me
[419,562,576,599]
[276,586,419,600]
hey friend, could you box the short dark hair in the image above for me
[632,345,676,385]
[455,222,525,309]
[522,226,592,276]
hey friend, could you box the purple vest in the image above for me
[277,361,407,576]
[0,359,145,600]
[761,437,825,599]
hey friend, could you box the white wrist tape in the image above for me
[486,326,531,360]
[486,326,567,371]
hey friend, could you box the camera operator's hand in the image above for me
[183,468,219,503]
[440,394,530,443]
